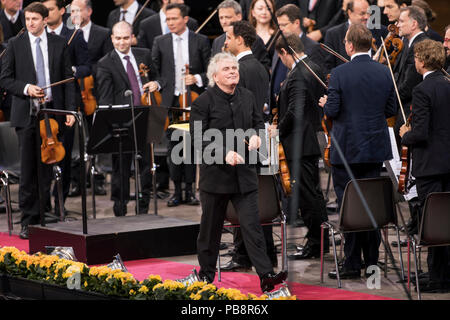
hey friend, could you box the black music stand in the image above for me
[87,106,149,216]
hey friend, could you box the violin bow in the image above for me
[442,68,450,79]
[67,27,79,46]
[133,0,151,26]
[381,36,407,124]
[319,43,350,63]
[41,77,76,90]
[195,8,218,34]
[0,28,25,59]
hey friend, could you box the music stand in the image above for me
[87,106,149,216]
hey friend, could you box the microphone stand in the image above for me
[126,91,142,215]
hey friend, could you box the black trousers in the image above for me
[16,118,52,226]
[416,173,450,285]
[332,163,383,271]
[197,189,274,283]
[286,155,329,247]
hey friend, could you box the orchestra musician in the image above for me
[399,39,450,293]
[220,20,277,271]
[41,0,92,217]
[151,3,210,207]
[96,20,161,216]
[319,24,397,279]
[269,33,329,260]
[189,51,287,292]
[299,0,341,39]
[0,0,25,42]
[0,2,75,239]
[445,25,450,73]
[383,0,411,24]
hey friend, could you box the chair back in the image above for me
[226,174,281,225]
[419,192,450,246]
[0,122,20,177]
[339,177,397,232]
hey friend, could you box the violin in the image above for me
[138,63,168,129]
[272,108,291,196]
[40,111,66,165]
[78,76,97,116]
[178,64,199,122]
[376,24,403,66]
[398,113,412,194]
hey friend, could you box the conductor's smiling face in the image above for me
[111,22,133,54]
[213,59,239,89]
[25,11,47,37]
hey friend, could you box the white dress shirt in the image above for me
[80,21,92,43]
[236,50,252,61]
[115,49,144,97]
[159,9,169,35]
[46,22,64,36]
[120,0,138,26]
[423,70,435,80]
[4,10,20,23]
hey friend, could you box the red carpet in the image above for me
[0,233,396,300]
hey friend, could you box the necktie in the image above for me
[121,10,127,21]
[124,55,141,106]
[35,37,46,90]
[175,36,184,94]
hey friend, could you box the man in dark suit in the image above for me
[319,24,397,279]
[383,0,410,24]
[42,0,92,216]
[96,21,161,216]
[0,0,25,42]
[323,0,388,73]
[221,20,276,271]
[0,2,75,239]
[269,33,329,259]
[445,25,450,73]
[299,0,341,35]
[400,39,450,293]
[107,0,156,43]
[189,51,287,292]
[137,0,198,51]
[212,0,270,72]
[151,3,210,207]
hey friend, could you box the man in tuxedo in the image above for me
[400,39,450,293]
[96,21,161,216]
[221,20,276,271]
[323,0,388,73]
[0,0,25,42]
[67,0,114,198]
[42,0,92,216]
[212,0,270,72]
[137,0,198,51]
[319,24,397,279]
[107,0,156,40]
[269,33,329,259]
[189,52,287,292]
[151,3,210,207]
[0,2,75,239]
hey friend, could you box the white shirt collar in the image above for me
[292,54,308,69]
[47,22,64,36]
[4,10,20,23]
[172,27,189,41]
[423,70,435,79]
[236,50,252,61]
[115,48,133,61]
[408,31,424,48]
[81,21,92,42]
[351,52,369,60]
[122,1,138,15]
[28,30,48,44]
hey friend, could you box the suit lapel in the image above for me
[188,31,195,66]
[22,32,36,83]
[47,32,55,84]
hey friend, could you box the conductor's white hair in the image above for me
[207,52,239,87]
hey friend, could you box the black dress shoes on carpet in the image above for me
[260,271,288,293]
[220,260,252,272]
[184,193,200,206]
[289,241,329,260]
[19,225,29,240]
[328,268,361,279]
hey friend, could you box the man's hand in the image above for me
[399,124,411,138]
[65,115,76,127]
[185,74,197,86]
[307,29,322,42]
[267,124,278,138]
[143,81,159,93]
[247,135,261,151]
[318,95,328,108]
[27,85,45,98]
[225,150,244,166]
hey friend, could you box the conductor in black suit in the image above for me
[400,40,450,293]
[107,0,155,41]
[96,21,161,216]
[137,0,198,51]
[151,3,210,207]
[269,33,329,259]
[0,0,25,42]
[0,2,75,239]
[189,52,287,292]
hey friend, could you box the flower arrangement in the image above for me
[0,246,296,300]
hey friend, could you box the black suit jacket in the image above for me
[211,33,271,72]
[401,71,450,178]
[190,85,265,194]
[59,26,92,79]
[137,13,198,51]
[107,4,156,37]
[0,9,24,42]
[238,53,269,112]
[299,0,341,31]
[0,32,75,128]
[96,47,159,106]
[278,57,324,160]
[151,30,211,106]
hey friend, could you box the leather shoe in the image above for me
[167,195,182,207]
[94,184,107,196]
[19,225,29,239]
[68,184,80,197]
[184,194,200,206]
[220,260,252,272]
[391,239,408,247]
[328,268,360,279]
[260,270,288,292]
[289,246,321,260]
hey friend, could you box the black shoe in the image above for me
[113,201,127,216]
[167,195,182,207]
[220,260,252,272]
[184,194,200,206]
[260,271,288,293]
[94,184,107,196]
[289,246,321,260]
[19,225,29,239]
[156,190,170,199]
[295,241,329,255]
[417,282,450,293]
[391,239,408,247]
[328,268,360,279]
[68,184,80,197]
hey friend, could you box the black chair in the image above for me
[408,192,450,300]
[217,174,287,281]
[320,177,405,288]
